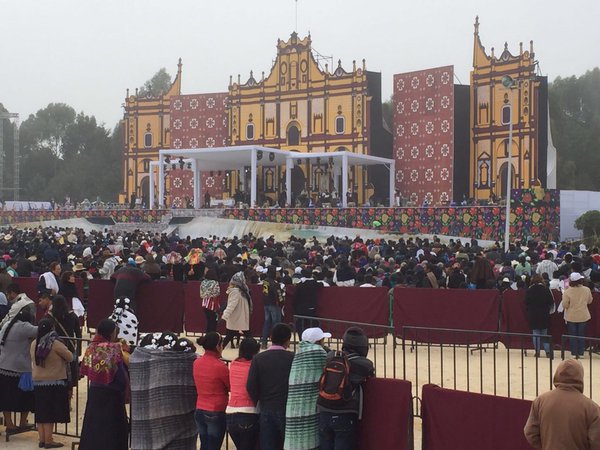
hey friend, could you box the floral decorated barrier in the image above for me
[0,208,170,225]
[224,188,560,241]
[1,189,559,242]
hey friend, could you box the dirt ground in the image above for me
[3,332,598,450]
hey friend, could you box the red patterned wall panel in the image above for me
[170,93,229,200]
[393,66,455,205]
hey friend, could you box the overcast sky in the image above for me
[2,0,598,129]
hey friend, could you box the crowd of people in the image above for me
[0,224,598,448]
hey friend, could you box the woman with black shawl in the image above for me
[30,318,73,448]
[79,319,129,450]
[46,295,82,402]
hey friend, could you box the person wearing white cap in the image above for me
[284,328,330,450]
[562,272,593,358]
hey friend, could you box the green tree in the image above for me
[19,103,76,157]
[550,68,600,190]
[574,210,600,241]
[382,95,393,131]
[138,68,172,98]
[18,103,122,201]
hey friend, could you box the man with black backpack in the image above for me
[317,327,374,450]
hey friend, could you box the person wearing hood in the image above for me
[524,359,600,449]
[317,327,374,450]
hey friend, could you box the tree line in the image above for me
[1,68,599,202]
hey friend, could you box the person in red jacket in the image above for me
[193,332,230,450]
[226,337,261,450]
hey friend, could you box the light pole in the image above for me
[502,75,517,253]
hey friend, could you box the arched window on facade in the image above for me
[501,105,511,125]
[246,123,254,140]
[287,124,300,146]
[144,132,153,148]
[335,115,345,134]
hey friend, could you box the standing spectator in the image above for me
[141,254,161,280]
[0,287,8,321]
[6,259,18,277]
[79,319,129,450]
[446,263,466,288]
[333,259,355,287]
[562,272,593,358]
[261,265,283,349]
[226,338,261,450]
[293,268,323,336]
[60,271,85,318]
[524,359,600,449]
[31,318,73,448]
[99,250,118,280]
[222,272,252,349]
[111,262,151,311]
[0,304,37,435]
[193,332,230,450]
[185,248,206,281]
[536,253,559,280]
[284,327,330,450]
[525,274,555,358]
[470,256,495,289]
[515,256,532,278]
[419,263,439,288]
[38,261,62,296]
[200,269,222,333]
[46,295,82,404]
[247,323,294,450]
[317,327,375,450]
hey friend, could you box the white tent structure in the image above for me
[150,145,395,209]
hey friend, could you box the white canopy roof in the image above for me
[159,145,393,169]
[154,145,395,208]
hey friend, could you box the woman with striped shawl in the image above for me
[284,327,330,450]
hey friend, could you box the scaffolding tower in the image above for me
[0,111,20,200]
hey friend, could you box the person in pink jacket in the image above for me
[193,332,230,450]
[226,337,261,450]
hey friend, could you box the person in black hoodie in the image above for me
[293,269,323,336]
[247,323,294,450]
[317,327,374,450]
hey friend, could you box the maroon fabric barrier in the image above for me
[315,287,390,338]
[183,284,387,338]
[87,279,184,333]
[421,384,534,450]
[86,279,115,328]
[184,282,276,336]
[499,290,600,349]
[393,288,500,344]
[357,378,413,450]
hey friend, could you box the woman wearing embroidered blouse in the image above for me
[79,319,129,450]
[31,318,73,449]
